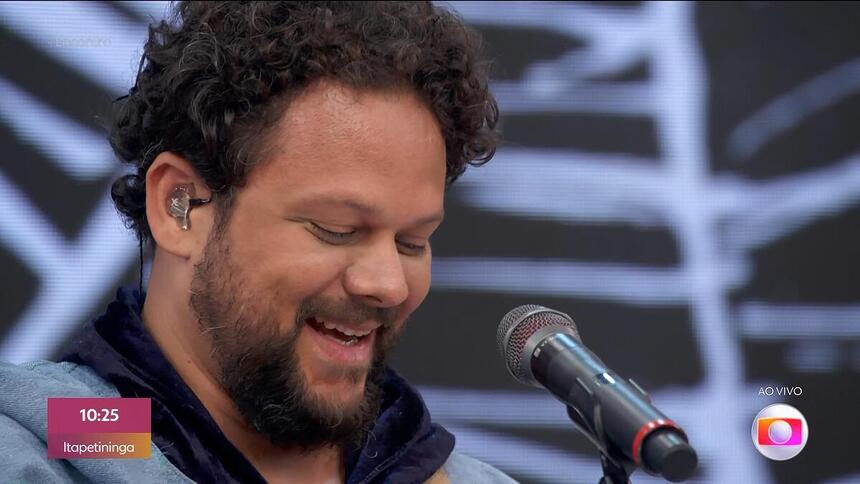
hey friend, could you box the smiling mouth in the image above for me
[306,316,373,346]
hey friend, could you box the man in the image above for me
[0,2,512,483]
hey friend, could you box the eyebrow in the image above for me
[305,195,445,226]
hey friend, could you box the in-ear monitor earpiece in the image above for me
[168,185,211,231]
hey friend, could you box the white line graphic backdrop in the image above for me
[1,2,858,483]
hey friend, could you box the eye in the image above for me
[397,240,427,256]
[308,222,356,244]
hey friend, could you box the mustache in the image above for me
[295,297,399,329]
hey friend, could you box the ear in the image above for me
[145,152,214,259]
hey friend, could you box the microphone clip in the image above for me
[566,398,636,484]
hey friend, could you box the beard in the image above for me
[188,227,402,451]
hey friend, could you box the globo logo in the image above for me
[752,404,808,461]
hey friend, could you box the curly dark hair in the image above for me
[109,1,498,243]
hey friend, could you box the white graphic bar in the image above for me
[0,1,148,93]
[0,76,115,180]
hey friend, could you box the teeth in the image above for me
[318,319,372,337]
[335,336,359,346]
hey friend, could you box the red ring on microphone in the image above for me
[631,418,685,466]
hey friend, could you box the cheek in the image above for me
[227,223,349,298]
[401,257,432,317]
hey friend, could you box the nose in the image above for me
[343,239,409,308]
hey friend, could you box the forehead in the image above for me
[247,80,447,214]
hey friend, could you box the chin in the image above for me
[302,360,367,395]
[318,374,367,401]
[304,385,367,422]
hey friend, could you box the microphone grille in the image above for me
[497,304,580,383]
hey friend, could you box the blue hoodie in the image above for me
[0,288,514,483]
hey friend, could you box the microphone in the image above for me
[497,305,698,482]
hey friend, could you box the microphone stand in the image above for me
[565,405,637,484]
[598,453,633,484]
